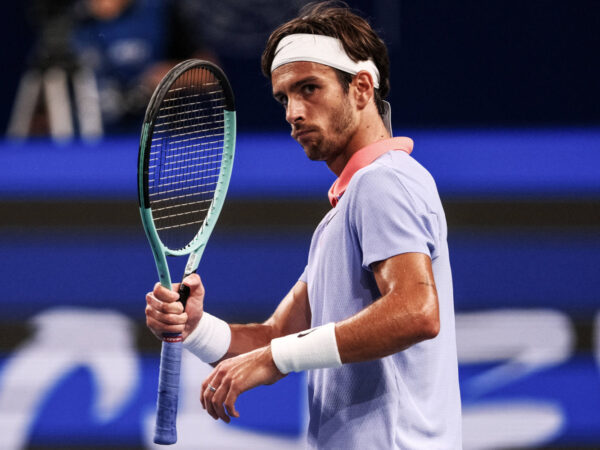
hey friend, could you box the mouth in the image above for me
[292,128,316,142]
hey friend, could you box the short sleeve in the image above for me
[348,166,438,270]
[299,265,308,283]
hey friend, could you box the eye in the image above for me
[302,84,317,95]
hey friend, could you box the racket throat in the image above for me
[184,249,203,277]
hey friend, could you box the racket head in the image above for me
[137,60,236,282]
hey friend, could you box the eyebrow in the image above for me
[272,75,320,100]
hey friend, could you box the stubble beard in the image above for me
[301,96,355,163]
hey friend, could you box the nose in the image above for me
[285,96,305,125]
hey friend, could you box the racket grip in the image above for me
[153,274,194,443]
[178,283,191,310]
[154,336,183,445]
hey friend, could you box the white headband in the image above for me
[271,33,380,89]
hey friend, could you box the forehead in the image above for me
[271,61,338,93]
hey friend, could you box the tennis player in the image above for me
[145,2,462,448]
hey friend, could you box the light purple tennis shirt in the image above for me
[300,137,462,449]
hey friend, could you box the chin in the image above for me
[298,140,324,161]
[303,147,327,162]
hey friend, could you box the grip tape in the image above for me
[153,282,191,444]
[153,337,183,444]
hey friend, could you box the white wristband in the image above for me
[183,312,231,363]
[271,322,342,374]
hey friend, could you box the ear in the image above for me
[352,71,375,110]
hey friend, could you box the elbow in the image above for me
[420,312,440,340]
[415,295,440,341]
[390,302,440,350]
[389,309,439,353]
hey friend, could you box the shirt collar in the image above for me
[327,137,414,207]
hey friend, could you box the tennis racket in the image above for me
[137,59,235,445]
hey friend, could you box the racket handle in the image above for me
[178,283,191,310]
[153,277,194,443]
[153,276,194,443]
[154,336,183,444]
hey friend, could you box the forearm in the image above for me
[335,289,439,364]
[194,281,310,365]
[183,281,310,366]
[219,322,277,362]
[223,280,310,359]
[197,280,310,366]
[183,315,276,366]
[333,252,440,364]
[270,254,440,373]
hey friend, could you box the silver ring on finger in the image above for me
[208,384,217,393]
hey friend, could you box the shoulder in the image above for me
[346,151,441,214]
[358,150,434,183]
[346,152,415,200]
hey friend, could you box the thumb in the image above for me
[179,274,205,339]
[181,273,204,294]
[177,273,205,314]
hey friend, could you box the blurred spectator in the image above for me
[73,0,217,133]
[9,0,216,138]
[182,0,311,59]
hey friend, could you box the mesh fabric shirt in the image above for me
[300,143,462,449]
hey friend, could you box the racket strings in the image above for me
[149,150,222,174]
[149,189,216,207]
[155,97,224,115]
[157,123,225,142]
[153,103,224,124]
[149,137,224,159]
[147,67,227,250]
[155,206,211,231]
[153,116,224,136]
[151,175,220,198]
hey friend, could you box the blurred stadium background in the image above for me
[0,0,599,448]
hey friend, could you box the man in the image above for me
[145,2,462,448]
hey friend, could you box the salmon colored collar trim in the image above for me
[328,137,413,207]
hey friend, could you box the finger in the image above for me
[224,388,240,419]
[200,378,210,410]
[145,314,186,335]
[145,300,187,327]
[153,282,180,302]
[202,385,219,420]
[211,383,231,423]
[182,273,203,292]
[201,373,218,414]
[146,293,185,315]
[172,275,200,295]
[201,366,227,419]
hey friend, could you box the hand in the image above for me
[200,345,285,422]
[145,273,205,340]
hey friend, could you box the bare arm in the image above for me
[145,274,311,423]
[219,279,311,360]
[145,274,311,362]
[336,252,440,363]
[199,251,440,423]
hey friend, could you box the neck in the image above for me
[326,109,390,176]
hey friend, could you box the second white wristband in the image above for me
[271,322,342,374]
[183,312,231,363]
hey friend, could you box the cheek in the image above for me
[330,98,356,134]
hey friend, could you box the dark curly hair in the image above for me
[261,1,390,116]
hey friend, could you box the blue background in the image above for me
[1,0,600,448]
[1,130,599,448]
